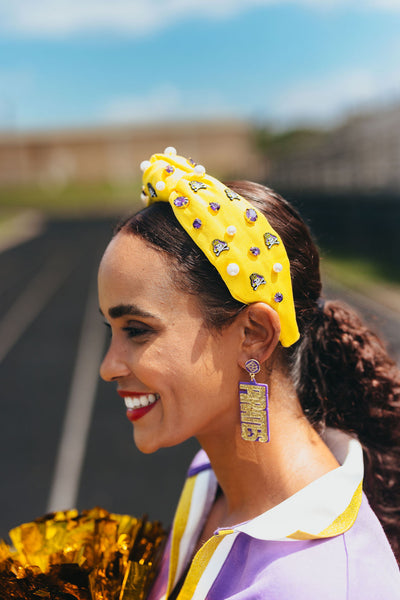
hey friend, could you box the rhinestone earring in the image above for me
[239,359,269,443]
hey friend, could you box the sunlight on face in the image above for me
[98,232,241,453]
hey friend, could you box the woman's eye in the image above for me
[102,320,152,340]
[123,326,151,339]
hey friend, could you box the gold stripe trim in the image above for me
[217,528,234,535]
[177,534,228,600]
[288,481,363,540]
[166,476,197,596]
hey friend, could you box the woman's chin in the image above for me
[133,430,161,454]
[132,427,188,454]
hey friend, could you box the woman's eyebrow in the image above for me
[107,304,155,320]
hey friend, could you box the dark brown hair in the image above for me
[115,181,400,561]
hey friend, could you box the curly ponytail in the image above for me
[291,300,400,559]
[117,180,400,560]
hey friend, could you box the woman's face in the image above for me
[98,232,242,453]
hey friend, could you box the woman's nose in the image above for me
[100,341,131,382]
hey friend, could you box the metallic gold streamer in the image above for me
[0,507,166,600]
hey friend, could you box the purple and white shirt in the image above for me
[149,429,400,599]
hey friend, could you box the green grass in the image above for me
[0,180,143,216]
[0,207,25,225]
[321,253,400,290]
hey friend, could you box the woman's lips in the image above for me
[126,404,157,422]
[117,391,160,422]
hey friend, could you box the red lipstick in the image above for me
[126,405,156,422]
[117,391,159,422]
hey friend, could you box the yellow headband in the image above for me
[140,148,299,347]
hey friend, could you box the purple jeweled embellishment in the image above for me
[250,273,266,291]
[193,218,202,229]
[264,232,280,249]
[188,157,196,166]
[165,165,174,174]
[274,292,284,303]
[174,196,189,208]
[245,208,258,223]
[250,246,260,256]
[212,239,230,257]
[209,202,220,212]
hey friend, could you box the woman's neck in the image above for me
[197,374,339,529]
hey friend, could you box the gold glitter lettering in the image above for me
[241,424,269,443]
[239,382,269,442]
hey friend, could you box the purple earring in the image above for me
[239,359,269,443]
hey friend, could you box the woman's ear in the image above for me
[236,302,281,368]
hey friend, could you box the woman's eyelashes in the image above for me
[122,325,152,339]
[102,319,153,340]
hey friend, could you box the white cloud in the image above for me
[368,0,400,8]
[0,0,264,37]
[266,67,400,127]
[101,84,238,124]
[1,0,400,37]
[100,66,400,128]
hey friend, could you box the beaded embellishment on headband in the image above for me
[140,148,300,347]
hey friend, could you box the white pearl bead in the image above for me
[193,164,206,177]
[141,192,147,204]
[155,181,166,191]
[226,225,237,236]
[273,262,283,273]
[164,146,177,156]
[140,160,151,172]
[227,263,240,276]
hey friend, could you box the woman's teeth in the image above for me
[124,394,159,409]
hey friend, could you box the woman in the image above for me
[98,148,400,599]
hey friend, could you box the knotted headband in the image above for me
[140,147,299,347]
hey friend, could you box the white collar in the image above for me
[192,428,364,541]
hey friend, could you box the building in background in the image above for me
[266,103,400,193]
[0,120,263,189]
[1,103,400,195]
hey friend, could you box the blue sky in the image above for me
[1,0,400,131]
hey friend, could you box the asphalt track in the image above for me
[0,218,399,539]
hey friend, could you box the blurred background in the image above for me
[0,0,399,538]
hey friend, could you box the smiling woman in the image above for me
[97,148,400,599]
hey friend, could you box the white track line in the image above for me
[46,275,106,512]
[0,210,45,254]
[0,255,73,363]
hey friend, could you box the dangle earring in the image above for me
[239,359,270,443]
